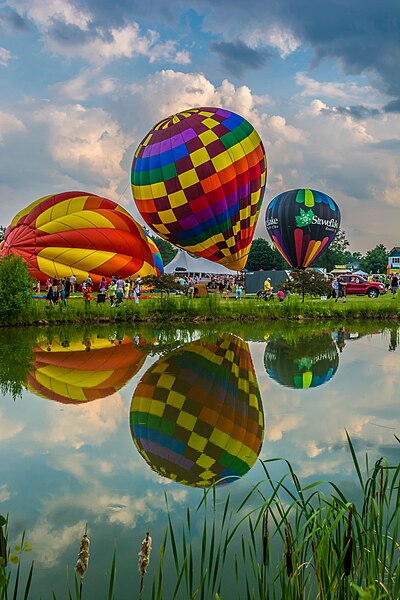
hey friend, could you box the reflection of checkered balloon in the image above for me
[130,334,264,488]
[131,107,267,271]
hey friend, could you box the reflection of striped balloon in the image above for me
[131,107,267,271]
[1,192,157,284]
[28,336,145,403]
[145,233,164,275]
[130,334,264,488]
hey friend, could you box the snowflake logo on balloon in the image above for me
[295,208,314,228]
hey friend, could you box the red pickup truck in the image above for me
[337,275,386,298]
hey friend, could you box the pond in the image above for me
[0,322,398,598]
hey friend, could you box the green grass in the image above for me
[0,291,398,326]
[1,437,398,599]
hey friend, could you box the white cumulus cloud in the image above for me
[33,103,130,200]
[0,111,25,144]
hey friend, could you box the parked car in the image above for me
[337,275,386,298]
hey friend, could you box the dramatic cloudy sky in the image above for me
[0,0,399,253]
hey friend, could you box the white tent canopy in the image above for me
[164,249,235,275]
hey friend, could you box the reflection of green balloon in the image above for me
[264,332,339,389]
[130,334,264,488]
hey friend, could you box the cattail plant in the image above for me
[343,506,353,577]
[284,522,293,577]
[262,508,269,567]
[138,531,152,599]
[0,515,7,568]
[75,524,90,597]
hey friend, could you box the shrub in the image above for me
[0,255,35,324]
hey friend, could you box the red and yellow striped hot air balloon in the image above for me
[28,335,146,403]
[1,192,157,285]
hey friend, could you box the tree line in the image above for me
[155,230,391,275]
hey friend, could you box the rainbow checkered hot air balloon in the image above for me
[130,334,264,488]
[1,192,157,285]
[265,189,341,268]
[28,335,146,403]
[131,107,267,271]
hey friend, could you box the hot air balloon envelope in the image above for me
[130,334,264,487]
[1,192,157,285]
[131,107,267,271]
[145,233,164,275]
[265,189,340,268]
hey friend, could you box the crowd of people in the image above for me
[39,270,399,306]
[174,273,246,299]
[43,274,142,307]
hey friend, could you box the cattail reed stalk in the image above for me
[379,467,385,508]
[285,523,293,577]
[343,506,353,577]
[0,525,7,567]
[138,531,152,599]
[76,524,90,598]
[262,508,269,567]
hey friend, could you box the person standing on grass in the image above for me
[116,276,124,295]
[108,280,117,306]
[133,278,141,304]
[235,283,243,300]
[70,274,76,294]
[338,279,347,303]
[60,278,67,306]
[219,278,225,299]
[99,277,107,293]
[51,278,59,305]
[331,277,339,301]
[64,278,71,303]
[390,274,398,298]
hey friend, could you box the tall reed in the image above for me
[152,434,399,599]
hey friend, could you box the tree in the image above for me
[246,238,289,271]
[313,229,350,272]
[0,254,35,323]
[151,237,177,266]
[359,244,388,274]
[141,274,184,297]
[280,269,331,302]
[344,250,362,268]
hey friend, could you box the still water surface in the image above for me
[0,322,398,598]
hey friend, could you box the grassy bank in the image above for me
[1,436,398,599]
[1,292,399,326]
